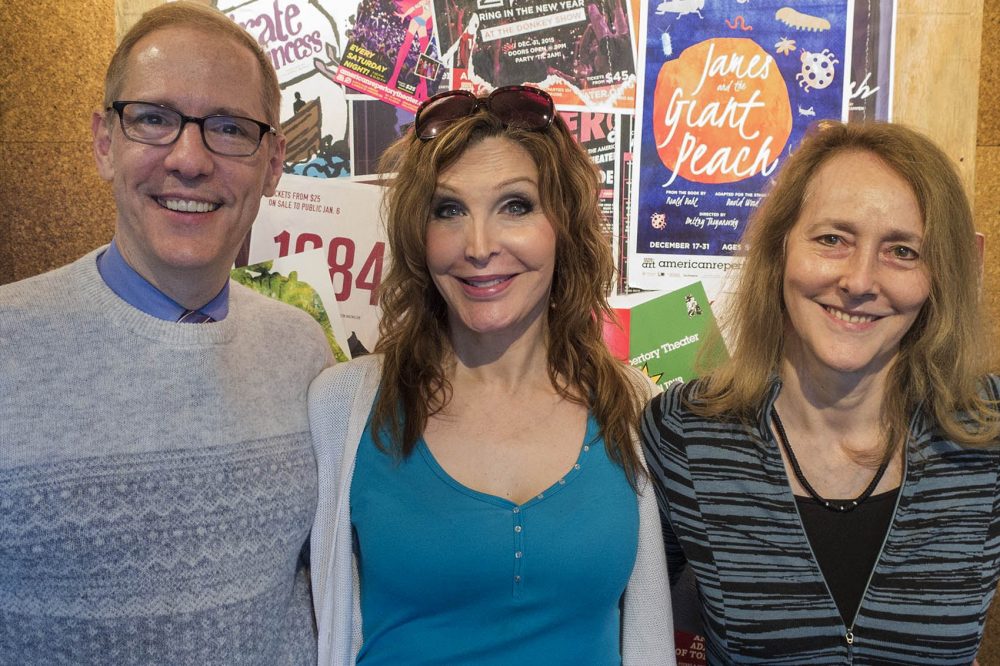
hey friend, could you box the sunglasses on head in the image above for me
[414,85,555,141]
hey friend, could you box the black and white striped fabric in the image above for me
[641,378,1000,665]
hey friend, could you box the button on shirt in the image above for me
[96,239,228,321]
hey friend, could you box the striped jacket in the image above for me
[641,378,1000,665]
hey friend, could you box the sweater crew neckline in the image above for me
[73,247,239,345]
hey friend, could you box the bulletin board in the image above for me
[98,0,986,358]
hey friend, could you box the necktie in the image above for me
[177,309,215,324]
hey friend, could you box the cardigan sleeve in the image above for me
[621,369,677,665]
[309,356,382,666]
[621,470,677,665]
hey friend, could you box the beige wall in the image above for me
[2,0,1000,654]
[894,1,982,191]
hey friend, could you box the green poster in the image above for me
[618,282,728,387]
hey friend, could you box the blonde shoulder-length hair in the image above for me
[371,110,647,485]
[691,121,998,459]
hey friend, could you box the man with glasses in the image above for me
[0,3,332,663]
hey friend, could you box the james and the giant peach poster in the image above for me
[629,0,853,293]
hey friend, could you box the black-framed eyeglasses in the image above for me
[414,85,555,141]
[108,101,277,157]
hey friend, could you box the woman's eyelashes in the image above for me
[501,196,535,216]
[430,193,537,220]
[889,244,920,261]
[431,199,464,219]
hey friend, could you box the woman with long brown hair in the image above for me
[309,86,674,665]
[642,121,1000,664]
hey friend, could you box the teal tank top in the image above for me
[350,414,639,664]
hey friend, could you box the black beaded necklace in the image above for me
[771,407,890,513]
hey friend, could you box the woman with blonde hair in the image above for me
[642,121,1000,663]
[309,86,674,664]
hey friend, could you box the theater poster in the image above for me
[221,0,420,179]
[558,109,626,242]
[431,0,638,111]
[247,175,387,355]
[333,0,447,113]
[848,0,895,121]
[222,0,355,178]
[628,0,853,292]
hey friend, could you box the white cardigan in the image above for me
[309,354,676,665]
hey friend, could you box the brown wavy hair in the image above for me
[103,1,282,126]
[691,121,999,460]
[372,109,646,485]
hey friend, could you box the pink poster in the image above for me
[334,0,446,112]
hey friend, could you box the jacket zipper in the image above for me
[781,427,911,662]
[842,444,907,657]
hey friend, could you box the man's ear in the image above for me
[92,111,115,183]
[262,132,286,197]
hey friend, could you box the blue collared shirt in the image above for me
[96,239,229,322]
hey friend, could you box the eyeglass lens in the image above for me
[416,93,478,140]
[487,88,552,129]
[415,87,553,140]
[117,102,266,156]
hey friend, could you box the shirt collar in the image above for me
[757,376,784,441]
[96,238,229,321]
[756,375,930,450]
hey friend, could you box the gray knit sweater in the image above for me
[0,248,333,664]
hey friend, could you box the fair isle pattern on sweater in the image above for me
[641,379,1000,666]
[0,248,333,664]
[2,438,315,664]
